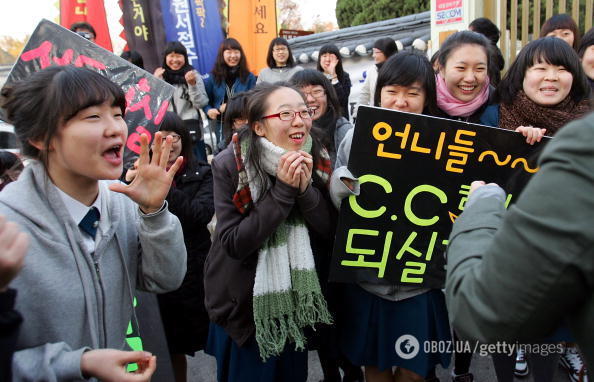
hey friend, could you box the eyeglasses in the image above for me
[262,108,314,121]
[302,89,325,99]
[153,133,181,145]
[273,47,288,52]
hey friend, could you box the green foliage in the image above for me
[336,0,430,28]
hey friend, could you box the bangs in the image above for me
[222,38,242,51]
[50,67,126,124]
[529,38,579,71]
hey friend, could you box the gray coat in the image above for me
[2,161,187,381]
[446,113,594,370]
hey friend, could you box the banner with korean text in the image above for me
[228,0,277,74]
[330,106,549,288]
[161,0,224,75]
[121,0,168,73]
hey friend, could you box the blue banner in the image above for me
[160,0,223,75]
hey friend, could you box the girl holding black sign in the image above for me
[0,66,187,381]
[482,37,591,143]
[330,51,451,382]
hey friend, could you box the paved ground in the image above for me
[187,349,573,381]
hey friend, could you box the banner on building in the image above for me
[330,106,549,288]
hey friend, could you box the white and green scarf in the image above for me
[236,134,333,361]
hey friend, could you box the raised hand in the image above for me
[184,70,197,86]
[0,215,29,292]
[80,349,156,382]
[109,132,183,213]
[515,125,546,145]
[153,67,165,80]
[277,151,304,189]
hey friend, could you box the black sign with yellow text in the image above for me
[330,106,550,288]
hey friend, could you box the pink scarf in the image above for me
[436,73,490,117]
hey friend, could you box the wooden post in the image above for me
[511,0,518,62]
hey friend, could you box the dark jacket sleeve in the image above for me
[296,184,335,241]
[334,72,352,118]
[211,149,301,260]
[166,166,215,227]
[446,113,594,346]
[0,288,22,382]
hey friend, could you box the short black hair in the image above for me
[374,51,438,116]
[540,14,580,50]
[290,68,341,112]
[438,30,492,70]
[70,22,96,38]
[289,69,342,153]
[496,37,590,105]
[577,26,594,59]
[222,92,250,145]
[266,37,296,68]
[121,50,144,69]
[158,111,194,164]
[373,37,398,58]
[1,66,126,164]
[317,44,345,81]
[469,17,501,45]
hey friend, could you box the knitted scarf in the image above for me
[499,90,592,135]
[231,133,333,361]
[163,63,195,85]
[436,73,490,117]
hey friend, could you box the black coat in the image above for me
[157,159,215,354]
[0,289,22,382]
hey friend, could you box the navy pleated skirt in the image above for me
[205,323,308,382]
[339,284,452,377]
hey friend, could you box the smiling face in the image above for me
[582,45,594,80]
[299,84,327,120]
[157,130,183,166]
[223,49,241,67]
[46,101,127,190]
[523,61,573,106]
[380,81,426,114]
[272,44,289,66]
[165,52,185,71]
[546,29,575,47]
[253,87,312,151]
[440,44,489,102]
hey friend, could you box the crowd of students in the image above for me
[0,12,593,382]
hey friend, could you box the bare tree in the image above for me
[278,0,304,30]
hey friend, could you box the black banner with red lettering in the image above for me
[330,106,550,288]
[1,19,174,168]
